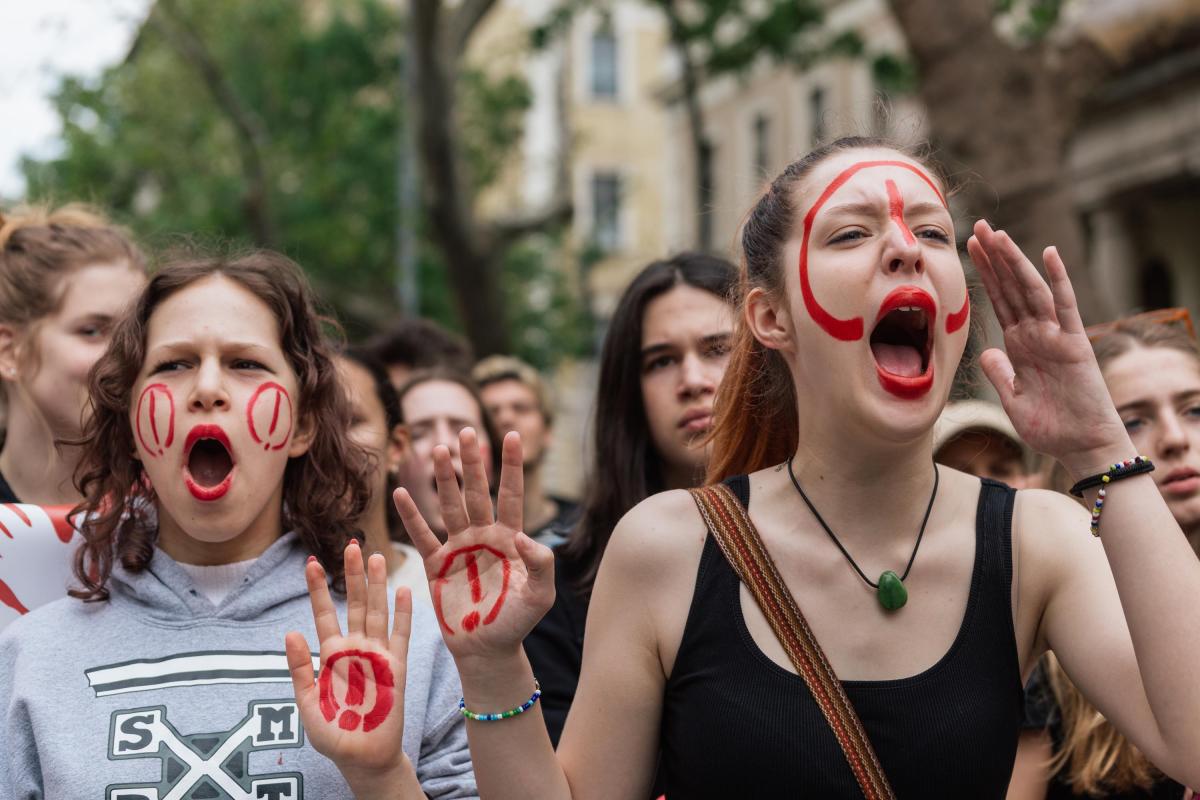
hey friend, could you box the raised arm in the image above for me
[969,221,1200,786]
[396,429,571,800]
[395,428,696,800]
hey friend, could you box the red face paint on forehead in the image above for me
[885,179,916,246]
[798,160,947,342]
[135,384,175,458]
[246,382,293,451]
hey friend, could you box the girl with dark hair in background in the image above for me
[0,252,475,797]
[0,204,145,505]
[524,251,737,745]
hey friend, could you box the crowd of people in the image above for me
[1,134,1199,799]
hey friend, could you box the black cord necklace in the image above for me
[785,456,939,611]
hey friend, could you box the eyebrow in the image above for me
[822,200,947,219]
[641,330,732,359]
[149,340,275,353]
[640,342,676,360]
[1116,390,1200,414]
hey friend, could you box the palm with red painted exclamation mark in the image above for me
[396,428,555,660]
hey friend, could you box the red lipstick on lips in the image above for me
[182,424,235,502]
[873,286,936,400]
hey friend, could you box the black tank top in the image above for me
[660,475,1024,798]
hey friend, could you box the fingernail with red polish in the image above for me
[350,538,359,546]
[307,555,317,564]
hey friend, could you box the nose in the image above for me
[433,418,459,454]
[881,200,923,276]
[1155,412,1190,460]
[677,351,717,401]
[187,358,230,412]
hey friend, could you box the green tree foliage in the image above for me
[21,0,589,367]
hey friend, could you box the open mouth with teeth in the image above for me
[183,425,236,501]
[870,287,935,399]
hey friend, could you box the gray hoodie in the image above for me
[0,532,477,799]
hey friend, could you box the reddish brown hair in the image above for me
[70,250,372,600]
[707,137,949,482]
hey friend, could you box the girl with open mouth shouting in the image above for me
[0,252,476,798]
[322,136,1200,799]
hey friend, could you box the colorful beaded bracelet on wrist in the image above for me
[1070,457,1155,538]
[459,680,541,722]
[1069,456,1155,498]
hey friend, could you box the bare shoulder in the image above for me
[1013,488,1096,557]
[602,488,709,580]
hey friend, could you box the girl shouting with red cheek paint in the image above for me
[0,252,477,798]
[331,135,1200,800]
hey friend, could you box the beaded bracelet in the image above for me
[1069,457,1155,537]
[1069,456,1155,498]
[459,679,541,722]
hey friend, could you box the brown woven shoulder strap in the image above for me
[690,483,896,800]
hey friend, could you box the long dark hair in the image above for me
[71,250,372,600]
[561,252,737,598]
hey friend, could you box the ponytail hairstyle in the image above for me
[561,253,737,599]
[706,136,950,483]
[70,250,372,601]
[0,204,145,387]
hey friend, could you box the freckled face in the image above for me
[780,149,969,439]
[131,275,308,545]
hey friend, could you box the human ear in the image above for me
[286,410,317,458]
[745,287,794,353]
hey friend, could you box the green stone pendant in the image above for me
[876,570,908,611]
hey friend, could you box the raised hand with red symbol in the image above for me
[395,429,556,662]
[285,542,424,797]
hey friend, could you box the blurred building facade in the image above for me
[470,0,673,320]
[658,0,1200,319]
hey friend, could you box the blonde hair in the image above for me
[0,203,145,329]
[1044,653,1162,794]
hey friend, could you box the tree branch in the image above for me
[486,197,573,251]
[448,0,500,56]
[151,0,276,247]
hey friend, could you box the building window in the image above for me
[591,172,622,251]
[753,113,771,177]
[809,86,826,146]
[590,28,618,100]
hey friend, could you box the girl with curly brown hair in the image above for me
[0,251,477,798]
